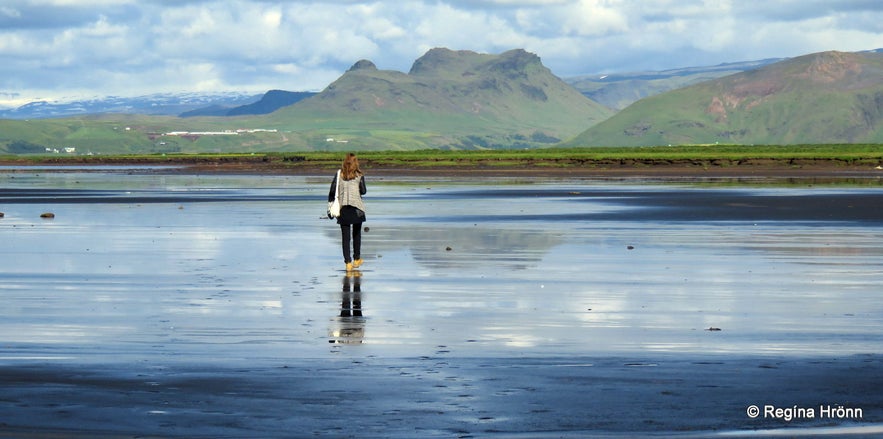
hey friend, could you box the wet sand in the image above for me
[2,355,882,438]
[1,169,882,437]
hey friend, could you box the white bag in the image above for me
[327,170,342,218]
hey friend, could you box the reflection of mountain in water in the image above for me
[325,225,561,271]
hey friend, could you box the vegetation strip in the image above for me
[1,145,882,173]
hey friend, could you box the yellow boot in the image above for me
[352,258,364,268]
[345,262,353,272]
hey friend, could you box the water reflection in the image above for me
[2,172,882,360]
[329,272,365,345]
[324,226,561,272]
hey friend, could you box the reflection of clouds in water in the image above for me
[325,225,561,272]
[170,298,286,317]
[4,173,883,359]
[493,331,547,348]
[0,323,132,344]
[741,231,883,259]
[178,230,223,255]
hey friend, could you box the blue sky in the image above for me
[2,0,883,107]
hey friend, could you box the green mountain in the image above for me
[567,50,883,146]
[257,48,613,150]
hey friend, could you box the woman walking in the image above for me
[328,153,367,271]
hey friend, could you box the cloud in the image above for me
[732,0,883,22]
[2,0,883,105]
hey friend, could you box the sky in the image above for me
[2,0,883,107]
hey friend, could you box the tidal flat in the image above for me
[1,168,882,437]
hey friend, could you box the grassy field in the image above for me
[2,144,882,172]
[263,144,883,168]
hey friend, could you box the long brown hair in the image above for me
[340,153,363,180]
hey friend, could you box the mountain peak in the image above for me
[495,49,542,68]
[408,48,483,76]
[347,59,378,73]
[285,47,612,148]
[408,47,544,78]
[799,50,863,83]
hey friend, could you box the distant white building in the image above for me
[164,128,278,137]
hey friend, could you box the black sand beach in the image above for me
[1,169,882,437]
[1,355,882,438]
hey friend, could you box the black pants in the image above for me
[341,275,362,317]
[340,223,362,263]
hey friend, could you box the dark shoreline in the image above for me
[2,155,883,179]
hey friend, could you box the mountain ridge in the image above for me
[567,50,883,146]
[0,54,798,120]
[564,58,784,110]
[3,47,883,153]
[0,92,262,119]
[180,90,316,117]
[0,48,611,153]
[259,47,612,149]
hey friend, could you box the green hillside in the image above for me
[567,51,883,146]
[0,48,612,154]
[259,48,612,150]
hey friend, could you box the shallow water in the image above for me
[1,170,882,365]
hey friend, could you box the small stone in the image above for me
[363,226,370,232]
[446,246,452,251]
[705,327,722,331]
[627,245,635,250]
[40,212,55,219]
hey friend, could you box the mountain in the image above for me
[261,48,613,149]
[7,48,883,153]
[0,48,612,153]
[565,58,783,110]
[0,58,781,120]
[180,90,316,117]
[567,50,883,146]
[0,92,261,119]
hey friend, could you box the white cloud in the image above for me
[559,0,630,37]
[262,8,282,28]
[1,6,23,19]
[271,63,301,75]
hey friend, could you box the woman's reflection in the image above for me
[329,272,365,345]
